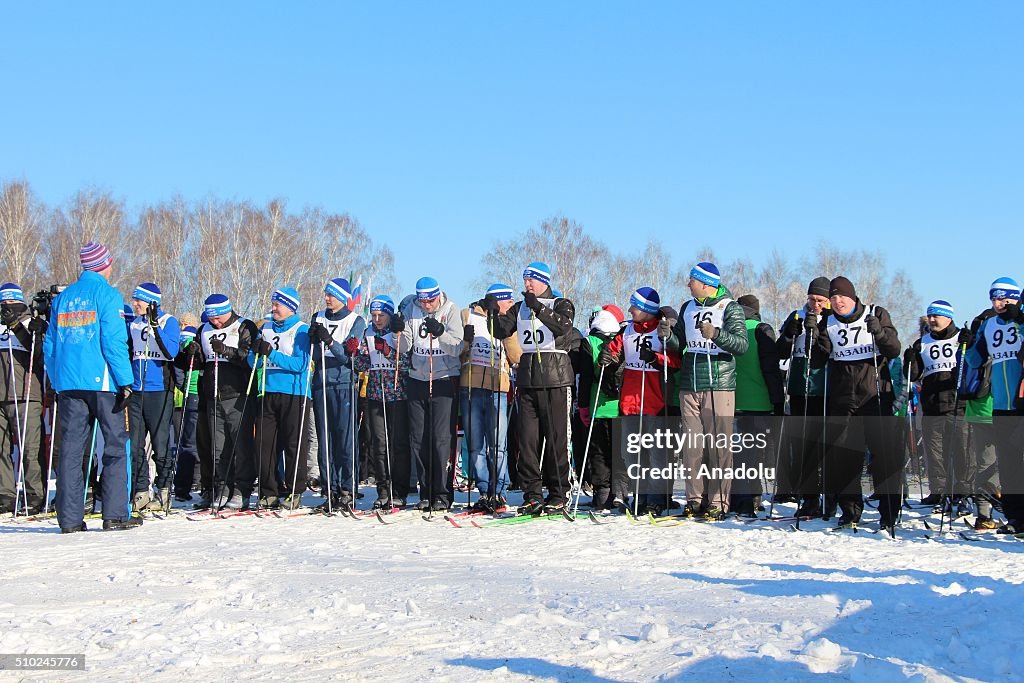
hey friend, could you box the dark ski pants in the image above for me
[257,392,309,498]
[786,396,826,511]
[0,399,46,509]
[407,377,456,506]
[823,398,904,525]
[55,391,131,527]
[128,389,174,494]
[587,417,628,507]
[919,414,971,497]
[312,380,359,497]
[172,394,200,497]
[516,386,572,505]
[206,392,257,495]
[366,398,411,502]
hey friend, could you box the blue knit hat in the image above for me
[272,287,301,313]
[629,287,661,315]
[325,278,351,302]
[0,283,23,303]
[132,282,161,305]
[926,300,955,319]
[203,294,232,318]
[200,311,209,324]
[690,262,721,288]
[369,295,395,315]
[551,288,563,298]
[181,325,198,341]
[990,277,1021,301]
[416,277,441,301]
[487,283,513,301]
[522,262,552,286]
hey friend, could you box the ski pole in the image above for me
[368,332,396,511]
[350,349,357,511]
[571,365,605,515]
[320,335,332,515]
[939,328,969,536]
[426,332,435,517]
[634,350,646,517]
[6,333,25,516]
[42,376,56,515]
[288,353,313,512]
[165,353,194,513]
[768,313,797,521]
[465,315,473,510]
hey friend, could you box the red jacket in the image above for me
[605,319,682,416]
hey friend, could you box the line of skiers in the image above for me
[4,240,1024,537]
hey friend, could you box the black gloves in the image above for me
[423,317,445,338]
[957,328,973,347]
[210,338,227,356]
[0,307,17,328]
[522,291,543,313]
[310,322,334,345]
[864,314,882,335]
[657,317,674,340]
[903,348,916,369]
[147,302,159,326]
[998,303,1022,322]
[482,294,499,314]
[597,346,614,367]
[251,338,273,357]
[463,324,475,343]
[389,313,405,334]
[638,346,658,365]
[113,386,132,413]
[783,315,802,338]
[27,317,46,334]
[190,341,206,362]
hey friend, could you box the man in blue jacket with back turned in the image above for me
[43,241,140,532]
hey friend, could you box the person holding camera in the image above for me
[126,283,181,512]
[0,283,47,515]
[43,241,139,532]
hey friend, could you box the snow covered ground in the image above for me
[2,497,1023,682]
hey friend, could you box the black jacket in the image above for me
[906,323,964,416]
[810,301,901,415]
[491,292,577,389]
[175,314,261,400]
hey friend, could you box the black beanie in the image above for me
[829,276,857,300]
[737,294,760,314]
[807,277,830,298]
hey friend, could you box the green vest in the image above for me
[586,334,620,419]
[735,319,773,412]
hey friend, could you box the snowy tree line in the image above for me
[0,180,397,318]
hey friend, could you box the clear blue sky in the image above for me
[2,2,1021,325]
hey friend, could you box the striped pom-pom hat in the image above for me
[325,278,352,302]
[80,241,113,272]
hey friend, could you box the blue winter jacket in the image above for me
[43,270,134,392]
[248,313,311,397]
[311,307,366,388]
[966,315,1022,411]
[129,310,182,392]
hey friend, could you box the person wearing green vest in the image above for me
[578,309,624,510]
[776,277,830,518]
[732,295,784,517]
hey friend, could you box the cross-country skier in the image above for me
[126,282,181,512]
[398,277,462,512]
[460,284,523,512]
[0,283,47,514]
[250,287,312,509]
[308,278,366,511]
[664,262,749,519]
[810,276,903,534]
[490,262,577,515]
